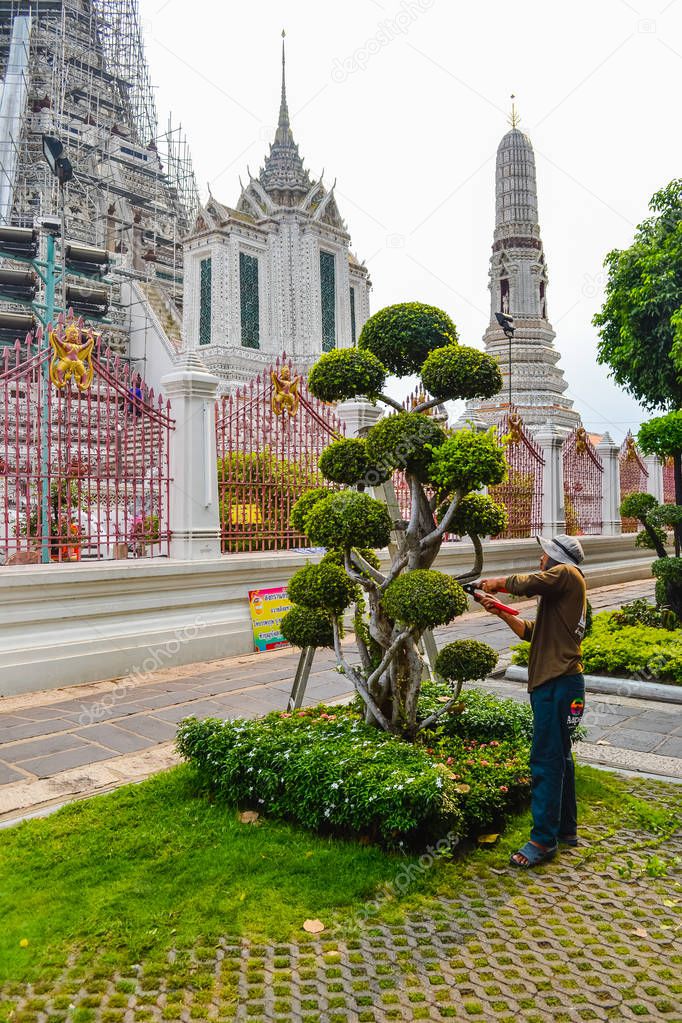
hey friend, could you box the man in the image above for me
[477,534,587,868]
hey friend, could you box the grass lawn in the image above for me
[0,761,679,999]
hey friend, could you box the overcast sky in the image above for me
[139,0,681,441]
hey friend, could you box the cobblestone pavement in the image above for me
[2,778,680,1023]
[1,579,680,825]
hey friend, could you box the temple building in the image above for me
[467,104,579,432]
[182,36,371,390]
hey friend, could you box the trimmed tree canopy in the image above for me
[381,570,468,629]
[318,437,389,487]
[449,493,508,538]
[304,490,392,550]
[287,561,357,616]
[280,606,334,649]
[429,428,507,494]
[358,302,458,376]
[307,347,387,403]
[420,345,502,402]
[434,640,498,684]
[365,411,447,482]
[290,487,330,535]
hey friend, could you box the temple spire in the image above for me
[275,30,292,145]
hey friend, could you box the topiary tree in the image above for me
[637,411,682,554]
[619,491,682,619]
[280,302,507,740]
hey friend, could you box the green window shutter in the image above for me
[349,285,356,344]
[199,257,211,345]
[320,250,336,352]
[239,251,260,349]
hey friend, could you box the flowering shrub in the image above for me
[177,687,535,847]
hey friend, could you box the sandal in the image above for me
[510,841,558,869]
[559,834,578,847]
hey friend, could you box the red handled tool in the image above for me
[462,582,519,616]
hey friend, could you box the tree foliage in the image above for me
[358,302,458,375]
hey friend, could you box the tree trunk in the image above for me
[674,452,682,557]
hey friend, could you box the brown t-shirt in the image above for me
[505,563,587,691]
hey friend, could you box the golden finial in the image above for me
[508,93,520,129]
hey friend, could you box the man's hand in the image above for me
[480,578,502,593]
[478,594,504,617]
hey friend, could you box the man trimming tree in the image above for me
[477,534,587,868]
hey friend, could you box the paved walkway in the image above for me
[1,578,680,824]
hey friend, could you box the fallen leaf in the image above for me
[437,696,450,703]
[490,867,507,875]
[239,810,260,824]
[454,783,471,794]
[477,833,500,845]
[633,926,648,938]
[596,740,612,746]
[303,918,325,934]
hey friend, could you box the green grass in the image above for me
[0,762,679,990]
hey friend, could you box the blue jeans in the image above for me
[529,674,585,847]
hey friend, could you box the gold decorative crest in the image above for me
[271,364,300,417]
[49,316,97,392]
[508,412,524,444]
[575,426,588,454]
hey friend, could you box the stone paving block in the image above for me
[0,761,27,785]
[19,743,119,778]
[0,713,33,727]
[14,705,80,722]
[625,711,681,732]
[605,728,668,752]
[153,700,227,724]
[653,736,682,758]
[75,723,159,755]
[4,731,88,762]
[120,714,179,742]
[0,717,75,743]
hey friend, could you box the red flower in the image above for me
[499,785,509,793]
[446,756,454,766]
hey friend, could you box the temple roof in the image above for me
[258,32,312,201]
[495,126,539,229]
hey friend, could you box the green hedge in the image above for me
[512,608,682,684]
[177,689,535,848]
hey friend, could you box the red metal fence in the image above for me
[619,432,649,533]
[663,458,676,504]
[216,355,344,553]
[0,329,172,564]
[563,426,603,535]
[489,411,544,539]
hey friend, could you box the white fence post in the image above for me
[161,352,222,560]
[335,398,384,438]
[644,454,664,503]
[533,422,566,536]
[596,432,622,535]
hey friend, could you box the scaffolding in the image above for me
[0,0,199,352]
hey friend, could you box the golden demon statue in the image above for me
[49,319,96,392]
[271,364,300,417]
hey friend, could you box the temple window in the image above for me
[239,251,260,349]
[199,256,211,345]
[320,250,336,351]
[500,277,510,314]
[349,285,356,344]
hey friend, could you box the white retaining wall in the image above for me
[0,535,654,697]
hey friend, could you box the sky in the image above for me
[138,0,682,442]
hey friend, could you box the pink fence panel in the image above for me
[0,330,172,564]
[663,458,676,504]
[216,355,344,553]
[563,426,603,535]
[619,432,649,533]
[490,411,544,539]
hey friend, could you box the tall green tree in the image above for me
[594,179,682,500]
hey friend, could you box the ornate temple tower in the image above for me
[466,104,579,432]
[182,35,371,390]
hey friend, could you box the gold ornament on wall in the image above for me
[49,316,97,392]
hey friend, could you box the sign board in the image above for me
[248,586,292,652]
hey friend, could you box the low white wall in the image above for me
[0,535,654,697]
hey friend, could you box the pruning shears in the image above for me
[462,582,519,616]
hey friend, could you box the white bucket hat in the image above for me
[536,533,585,567]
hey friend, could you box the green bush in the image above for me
[358,302,458,376]
[365,411,447,482]
[619,491,658,520]
[381,569,468,629]
[429,428,507,493]
[635,526,668,550]
[290,487,330,535]
[280,606,334,649]
[176,710,462,847]
[652,556,682,588]
[304,490,392,550]
[287,561,357,615]
[448,493,508,538]
[418,684,534,743]
[307,347,386,402]
[512,609,682,683]
[420,345,502,402]
[611,598,678,630]
[318,438,388,487]
[434,640,498,685]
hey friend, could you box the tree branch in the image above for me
[332,619,393,732]
[377,393,404,412]
[366,626,416,692]
[453,533,483,582]
[420,490,462,550]
[416,681,464,733]
[413,396,444,414]
[405,474,423,538]
[350,548,386,584]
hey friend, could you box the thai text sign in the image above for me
[248,586,292,652]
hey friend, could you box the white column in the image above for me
[161,352,222,560]
[534,422,566,536]
[596,432,621,536]
[335,398,384,438]
[644,454,663,503]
